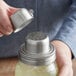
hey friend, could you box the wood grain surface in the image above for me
[0,57,18,76]
[72,59,76,76]
[0,57,76,76]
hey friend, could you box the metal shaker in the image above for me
[10,8,34,33]
[19,32,56,66]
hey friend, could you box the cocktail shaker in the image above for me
[11,8,34,33]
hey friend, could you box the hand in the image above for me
[51,40,73,76]
[0,0,18,37]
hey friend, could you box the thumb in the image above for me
[58,65,72,76]
[8,6,20,16]
[59,66,68,76]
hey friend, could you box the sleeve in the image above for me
[53,0,76,57]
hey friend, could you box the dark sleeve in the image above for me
[54,0,76,57]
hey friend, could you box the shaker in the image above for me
[11,8,34,33]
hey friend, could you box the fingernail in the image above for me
[0,34,3,37]
[6,29,13,35]
[6,31,13,35]
[6,26,13,35]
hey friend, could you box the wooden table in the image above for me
[0,57,18,76]
[0,57,76,76]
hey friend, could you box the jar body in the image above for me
[15,61,58,76]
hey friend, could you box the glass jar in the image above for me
[15,32,58,76]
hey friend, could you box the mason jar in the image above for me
[15,32,58,76]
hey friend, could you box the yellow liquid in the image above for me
[15,62,58,76]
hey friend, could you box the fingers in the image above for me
[0,1,19,36]
[59,65,73,76]
[8,6,20,16]
[0,10,13,35]
[51,41,73,76]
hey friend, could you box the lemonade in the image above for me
[15,61,58,76]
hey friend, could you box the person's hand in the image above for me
[51,40,73,76]
[0,0,18,37]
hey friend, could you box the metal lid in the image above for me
[25,32,50,54]
[19,32,56,66]
[11,8,34,33]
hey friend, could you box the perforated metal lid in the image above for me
[19,32,56,66]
